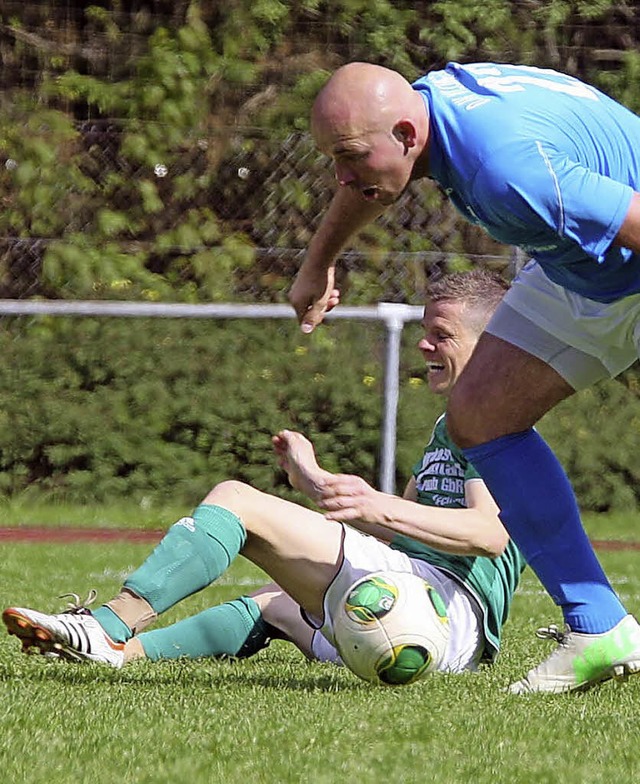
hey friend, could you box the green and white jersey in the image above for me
[390,414,526,662]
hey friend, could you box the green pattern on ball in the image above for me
[345,575,398,624]
[377,644,432,685]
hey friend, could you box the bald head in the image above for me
[312,63,418,136]
[310,63,430,203]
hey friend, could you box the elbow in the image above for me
[473,527,510,558]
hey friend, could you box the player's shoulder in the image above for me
[430,412,448,440]
[416,61,599,98]
[473,137,548,194]
[420,413,448,453]
[432,413,458,452]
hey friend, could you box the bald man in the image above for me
[289,61,640,694]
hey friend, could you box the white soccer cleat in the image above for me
[509,614,640,694]
[2,591,125,669]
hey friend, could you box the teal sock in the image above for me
[92,605,132,644]
[138,597,272,661]
[124,504,246,615]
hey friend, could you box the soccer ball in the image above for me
[332,570,450,686]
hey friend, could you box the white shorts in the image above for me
[486,260,640,390]
[307,525,485,673]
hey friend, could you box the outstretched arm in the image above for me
[273,431,508,557]
[288,187,387,333]
[315,472,508,557]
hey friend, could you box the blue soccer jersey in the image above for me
[412,63,640,302]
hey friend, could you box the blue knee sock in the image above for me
[123,504,246,615]
[138,597,273,661]
[463,429,626,633]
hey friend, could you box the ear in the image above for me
[392,120,418,151]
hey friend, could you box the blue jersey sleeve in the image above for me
[472,140,633,262]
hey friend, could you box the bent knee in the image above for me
[253,585,301,633]
[203,479,259,513]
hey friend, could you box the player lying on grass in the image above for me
[4,270,525,680]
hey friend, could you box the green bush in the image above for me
[536,379,640,513]
[2,316,640,512]
[0,317,392,505]
[2,1,639,302]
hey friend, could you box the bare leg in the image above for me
[204,480,343,620]
[447,332,627,633]
[252,584,315,657]
[447,333,574,446]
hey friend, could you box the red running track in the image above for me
[0,527,164,543]
[0,527,639,550]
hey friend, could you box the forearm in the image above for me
[306,187,387,270]
[283,437,507,556]
[362,494,508,557]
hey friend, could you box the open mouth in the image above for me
[361,186,380,200]
[426,362,445,373]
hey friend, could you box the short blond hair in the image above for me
[426,268,509,332]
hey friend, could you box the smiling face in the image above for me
[418,299,482,397]
[311,63,430,205]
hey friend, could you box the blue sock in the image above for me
[138,597,273,661]
[124,504,246,615]
[463,429,626,633]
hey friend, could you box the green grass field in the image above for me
[1,507,639,784]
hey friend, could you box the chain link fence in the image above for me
[8,1,599,302]
[0,125,520,303]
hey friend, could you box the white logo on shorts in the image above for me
[174,516,196,532]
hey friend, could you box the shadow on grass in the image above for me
[0,656,365,693]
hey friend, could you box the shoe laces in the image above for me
[58,589,98,615]
[535,623,572,646]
